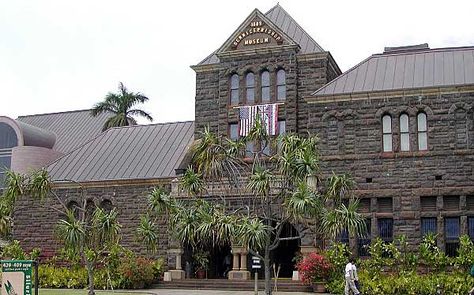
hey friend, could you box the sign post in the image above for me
[1,260,34,295]
[252,256,261,295]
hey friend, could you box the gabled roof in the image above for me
[312,46,474,98]
[47,121,194,183]
[197,4,324,66]
[17,109,109,153]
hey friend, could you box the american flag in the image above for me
[239,103,278,136]
[259,104,278,136]
[239,105,259,136]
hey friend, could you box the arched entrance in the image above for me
[271,223,300,278]
[183,243,232,279]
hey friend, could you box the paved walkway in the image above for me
[140,289,325,295]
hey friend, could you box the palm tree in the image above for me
[91,82,153,131]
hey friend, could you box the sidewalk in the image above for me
[141,289,327,295]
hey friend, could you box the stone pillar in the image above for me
[228,246,250,280]
[232,253,240,270]
[240,252,247,271]
[168,248,185,280]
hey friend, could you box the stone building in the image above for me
[1,4,473,280]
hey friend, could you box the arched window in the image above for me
[382,115,392,152]
[417,112,428,151]
[399,113,410,151]
[230,74,239,105]
[100,199,114,213]
[261,70,270,103]
[276,69,286,101]
[0,123,18,149]
[245,72,255,104]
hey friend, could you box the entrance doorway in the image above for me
[271,223,300,278]
[208,244,232,279]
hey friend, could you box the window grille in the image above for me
[467,196,474,211]
[421,217,437,236]
[445,217,460,257]
[358,219,371,256]
[378,218,393,242]
[468,217,474,241]
[358,198,371,213]
[420,196,437,211]
[377,197,393,213]
[443,196,459,211]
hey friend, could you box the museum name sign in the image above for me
[232,20,282,47]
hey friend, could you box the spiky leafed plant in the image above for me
[91,82,153,131]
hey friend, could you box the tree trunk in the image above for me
[264,244,272,295]
[86,259,95,295]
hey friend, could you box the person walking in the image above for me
[344,256,360,295]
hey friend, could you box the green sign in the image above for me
[1,260,33,295]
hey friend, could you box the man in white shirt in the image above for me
[344,257,360,295]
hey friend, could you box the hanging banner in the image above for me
[1,260,33,295]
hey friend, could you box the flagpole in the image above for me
[232,102,285,109]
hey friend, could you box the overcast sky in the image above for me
[1,0,473,123]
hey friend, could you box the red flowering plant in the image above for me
[296,252,332,285]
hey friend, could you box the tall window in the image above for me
[261,70,270,103]
[469,217,474,242]
[400,113,410,151]
[378,218,393,243]
[246,72,255,104]
[421,217,437,236]
[229,123,239,141]
[276,69,286,101]
[230,74,239,105]
[417,112,428,151]
[358,219,371,256]
[382,115,393,152]
[445,217,460,256]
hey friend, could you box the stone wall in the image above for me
[303,90,474,250]
[13,182,169,260]
[193,49,338,137]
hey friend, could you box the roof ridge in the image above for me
[375,45,474,58]
[106,120,194,131]
[266,4,324,52]
[17,108,93,119]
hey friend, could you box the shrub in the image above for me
[117,256,155,289]
[296,252,331,285]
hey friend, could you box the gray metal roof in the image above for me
[312,46,474,97]
[17,110,109,153]
[197,4,324,66]
[47,121,194,182]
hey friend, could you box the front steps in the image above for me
[154,278,312,292]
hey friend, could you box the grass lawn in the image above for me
[39,290,152,295]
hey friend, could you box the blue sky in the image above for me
[1,0,473,123]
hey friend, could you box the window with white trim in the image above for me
[400,113,410,151]
[417,112,428,151]
[382,115,393,152]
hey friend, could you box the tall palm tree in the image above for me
[91,82,153,131]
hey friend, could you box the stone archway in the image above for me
[271,223,300,278]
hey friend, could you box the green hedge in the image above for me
[38,257,164,290]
